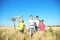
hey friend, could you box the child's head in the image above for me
[39,20,44,24]
[30,15,33,20]
[36,16,39,20]
[19,19,24,23]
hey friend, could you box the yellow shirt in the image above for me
[19,23,25,30]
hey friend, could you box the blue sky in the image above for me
[0,0,60,26]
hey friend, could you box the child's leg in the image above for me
[30,28,31,35]
[40,31,44,40]
[31,28,34,36]
[38,27,40,31]
[30,28,34,37]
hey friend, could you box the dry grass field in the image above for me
[0,27,60,40]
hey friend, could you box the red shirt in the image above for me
[39,23,45,31]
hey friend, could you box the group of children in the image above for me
[18,15,45,37]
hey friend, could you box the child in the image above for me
[39,20,45,40]
[35,16,39,31]
[39,20,45,31]
[28,15,35,37]
[18,19,25,33]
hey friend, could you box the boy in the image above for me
[28,15,35,37]
[35,16,39,31]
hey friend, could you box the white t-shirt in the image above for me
[35,20,39,27]
[28,19,35,28]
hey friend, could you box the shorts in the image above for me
[19,30,24,33]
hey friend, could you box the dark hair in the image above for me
[41,20,44,22]
[36,16,39,18]
[22,19,24,23]
[30,15,33,17]
[22,20,24,23]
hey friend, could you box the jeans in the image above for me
[30,28,34,37]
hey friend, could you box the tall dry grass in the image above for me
[0,27,60,40]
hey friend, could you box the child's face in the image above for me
[41,21,43,24]
[30,16,33,20]
[36,17,39,20]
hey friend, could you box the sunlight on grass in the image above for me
[0,27,60,40]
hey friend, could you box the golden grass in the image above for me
[0,27,60,40]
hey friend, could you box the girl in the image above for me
[39,20,45,31]
[19,19,25,33]
[39,20,45,40]
[16,18,25,33]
